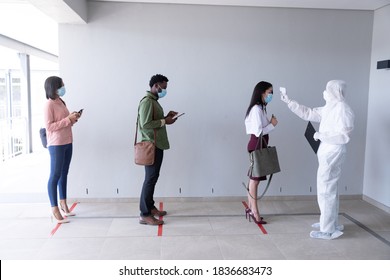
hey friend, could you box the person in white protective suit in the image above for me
[280,80,354,240]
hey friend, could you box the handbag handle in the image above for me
[254,132,267,150]
[243,174,273,201]
[134,97,156,145]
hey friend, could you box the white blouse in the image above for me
[245,104,274,137]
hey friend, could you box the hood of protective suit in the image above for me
[323,80,346,103]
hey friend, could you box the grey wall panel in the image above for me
[59,2,373,199]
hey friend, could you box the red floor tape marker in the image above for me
[50,223,62,237]
[69,202,77,212]
[50,202,78,237]
[158,202,164,236]
[242,201,267,234]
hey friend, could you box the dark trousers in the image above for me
[140,148,164,216]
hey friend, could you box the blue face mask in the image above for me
[264,93,273,103]
[158,88,167,99]
[57,86,66,97]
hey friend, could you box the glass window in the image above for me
[0,46,60,160]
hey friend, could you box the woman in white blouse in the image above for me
[244,81,278,224]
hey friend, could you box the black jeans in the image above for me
[140,148,164,216]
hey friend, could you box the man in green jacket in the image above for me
[138,74,177,225]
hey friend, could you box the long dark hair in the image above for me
[44,76,63,100]
[245,81,272,117]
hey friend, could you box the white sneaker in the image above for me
[311,222,344,231]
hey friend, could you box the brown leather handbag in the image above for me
[134,129,156,165]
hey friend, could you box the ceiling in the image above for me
[94,0,390,11]
[0,0,390,25]
[0,0,388,60]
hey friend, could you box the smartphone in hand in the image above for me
[172,112,185,119]
[78,109,84,116]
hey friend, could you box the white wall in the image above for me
[59,2,373,199]
[364,5,390,208]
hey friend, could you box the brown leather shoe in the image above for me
[139,215,164,225]
[151,208,167,217]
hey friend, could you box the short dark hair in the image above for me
[245,81,273,117]
[149,74,169,88]
[44,76,63,100]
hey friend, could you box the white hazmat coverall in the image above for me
[281,80,354,239]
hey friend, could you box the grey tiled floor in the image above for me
[1,153,390,260]
[0,199,389,260]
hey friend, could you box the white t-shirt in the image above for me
[245,104,274,137]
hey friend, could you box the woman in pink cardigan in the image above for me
[44,76,80,223]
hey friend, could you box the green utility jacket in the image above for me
[137,91,170,150]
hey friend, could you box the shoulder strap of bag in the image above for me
[134,97,156,145]
[242,174,273,201]
[59,98,66,106]
[254,132,266,150]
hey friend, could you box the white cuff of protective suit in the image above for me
[287,100,299,111]
[280,95,291,104]
[160,119,166,127]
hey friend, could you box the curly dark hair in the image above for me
[149,74,169,88]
